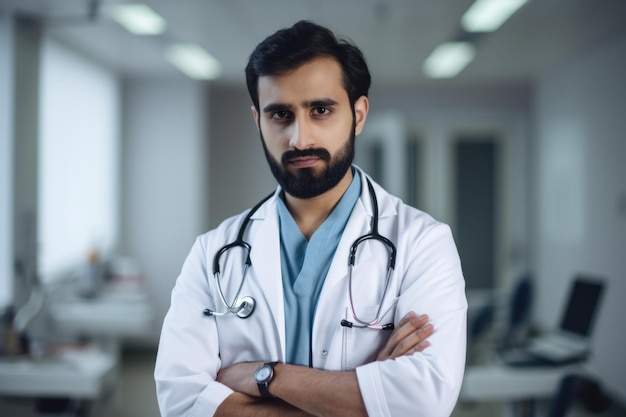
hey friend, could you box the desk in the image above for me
[461,363,587,402]
[0,346,116,398]
[460,362,595,417]
[49,290,153,338]
[0,288,153,416]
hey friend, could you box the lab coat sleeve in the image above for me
[155,234,234,417]
[356,222,467,417]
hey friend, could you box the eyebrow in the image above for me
[305,98,339,108]
[262,103,292,114]
[262,98,339,114]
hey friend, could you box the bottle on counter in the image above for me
[1,306,19,356]
[79,248,102,298]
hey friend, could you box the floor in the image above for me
[94,348,161,417]
[2,348,625,417]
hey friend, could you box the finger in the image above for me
[378,313,429,359]
[388,313,429,345]
[415,340,431,353]
[396,311,417,328]
[390,313,429,347]
[389,322,434,358]
[392,323,434,357]
[404,340,431,356]
[377,312,420,359]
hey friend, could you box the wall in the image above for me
[532,33,626,401]
[120,78,208,343]
[11,17,41,309]
[368,83,532,293]
[207,84,275,228]
[369,83,531,221]
[0,14,14,309]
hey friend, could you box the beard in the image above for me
[260,125,356,199]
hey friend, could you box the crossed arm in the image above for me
[214,312,434,417]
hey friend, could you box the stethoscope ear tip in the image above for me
[203,309,214,316]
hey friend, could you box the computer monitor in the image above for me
[559,277,605,337]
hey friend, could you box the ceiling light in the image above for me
[423,42,476,79]
[461,0,529,32]
[109,3,166,35]
[166,44,222,80]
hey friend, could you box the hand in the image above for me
[217,361,264,397]
[376,312,433,361]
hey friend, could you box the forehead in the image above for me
[257,57,348,106]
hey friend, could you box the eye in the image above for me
[312,107,331,116]
[271,110,291,120]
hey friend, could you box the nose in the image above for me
[289,117,315,150]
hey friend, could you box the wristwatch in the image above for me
[254,361,279,398]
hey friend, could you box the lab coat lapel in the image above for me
[248,195,286,360]
[323,199,372,289]
[314,172,397,369]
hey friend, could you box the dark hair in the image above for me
[245,20,371,111]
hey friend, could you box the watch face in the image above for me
[256,365,272,381]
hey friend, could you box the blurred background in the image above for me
[1,0,625,416]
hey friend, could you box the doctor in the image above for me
[155,20,467,417]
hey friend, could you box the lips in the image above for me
[281,148,331,167]
[289,156,320,168]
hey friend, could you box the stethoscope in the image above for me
[203,174,397,331]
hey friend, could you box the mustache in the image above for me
[281,148,331,165]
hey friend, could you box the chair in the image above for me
[502,274,533,348]
[548,374,611,417]
[467,274,533,363]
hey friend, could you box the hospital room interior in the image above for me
[1,0,625,416]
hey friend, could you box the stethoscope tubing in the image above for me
[204,173,397,331]
[343,179,396,330]
[347,266,394,330]
[204,192,273,318]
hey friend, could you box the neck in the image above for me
[283,169,354,240]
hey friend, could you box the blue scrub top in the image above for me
[277,169,361,366]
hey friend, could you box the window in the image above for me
[38,38,120,283]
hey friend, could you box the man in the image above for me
[155,20,467,417]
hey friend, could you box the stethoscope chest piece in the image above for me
[235,296,255,318]
[203,296,256,318]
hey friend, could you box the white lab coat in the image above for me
[155,169,467,417]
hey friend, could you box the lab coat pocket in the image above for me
[342,297,398,370]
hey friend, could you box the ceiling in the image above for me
[2,0,626,87]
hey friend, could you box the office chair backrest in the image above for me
[508,275,532,331]
[549,374,611,417]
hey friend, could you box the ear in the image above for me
[353,96,369,136]
[251,105,260,131]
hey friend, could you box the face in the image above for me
[252,57,368,199]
